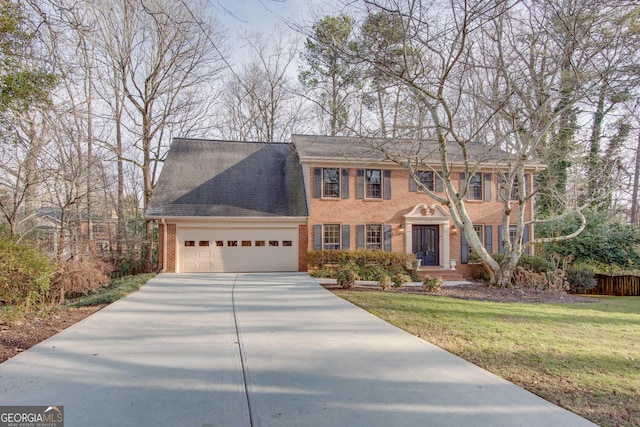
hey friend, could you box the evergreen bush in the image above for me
[565,266,597,293]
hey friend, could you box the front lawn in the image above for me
[334,291,640,427]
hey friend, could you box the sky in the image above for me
[202,0,347,72]
[211,0,340,33]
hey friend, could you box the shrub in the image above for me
[308,250,416,283]
[518,254,555,273]
[48,256,113,304]
[491,253,555,273]
[538,209,640,269]
[310,268,338,279]
[511,267,568,292]
[565,266,597,293]
[308,250,415,272]
[392,272,411,288]
[336,266,358,289]
[423,275,445,293]
[358,264,388,281]
[379,274,391,290]
[0,237,55,308]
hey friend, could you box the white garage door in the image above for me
[178,227,298,273]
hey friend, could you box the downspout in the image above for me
[160,218,167,273]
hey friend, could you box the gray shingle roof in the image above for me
[292,134,537,166]
[146,139,308,218]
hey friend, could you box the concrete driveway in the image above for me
[0,273,595,426]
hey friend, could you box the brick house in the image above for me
[147,135,543,277]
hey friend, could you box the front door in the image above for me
[412,225,439,266]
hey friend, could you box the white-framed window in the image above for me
[417,171,434,191]
[365,169,382,198]
[323,224,341,250]
[499,174,520,201]
[509,225,518,245]
[366,224,382,250]
[468,173,483,200]
[323,168,340,198]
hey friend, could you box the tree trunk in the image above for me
[631,127,640,226]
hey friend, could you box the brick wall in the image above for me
[307,165,533,262]
[161,223,177,273]
[298,224,308,272]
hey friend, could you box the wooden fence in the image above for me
[582,274,640,296]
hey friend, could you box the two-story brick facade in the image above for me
[293,135,542,278]
[147,135,543,276]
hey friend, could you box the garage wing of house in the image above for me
[145,138,309,273]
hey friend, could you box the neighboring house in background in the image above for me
[147,135,545,277]
[31,208,118,259]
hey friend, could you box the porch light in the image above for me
[451,225,458,235]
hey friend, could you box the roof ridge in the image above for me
[173,137,291,145]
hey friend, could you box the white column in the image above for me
[442,222,450,269]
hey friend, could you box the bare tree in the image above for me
[217,28,307,142]
[334,0,626,286]
[90,0,227,269]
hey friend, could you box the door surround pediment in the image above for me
[404,203,450,222]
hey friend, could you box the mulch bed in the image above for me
[0,305,106,364]
[321,281,598,303]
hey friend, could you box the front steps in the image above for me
[415,266,466,282]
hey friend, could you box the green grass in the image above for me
[335,291,640,427]
[70,273,155,307]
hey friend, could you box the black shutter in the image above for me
[341,169,350,199]
[484,225,493,253]
[461,231,469,264]
[384,225,392,251]
[523,225,530,254]
[313,224,322,250]
[410,173,418,192]
[498,226,504,254]
[313,168,322,198]
[357,225,365,249]
[356,169,364,199]
[436,173,443,192]
[341,225,350,250]
[460,172,467,200]
[384,170,392,199]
